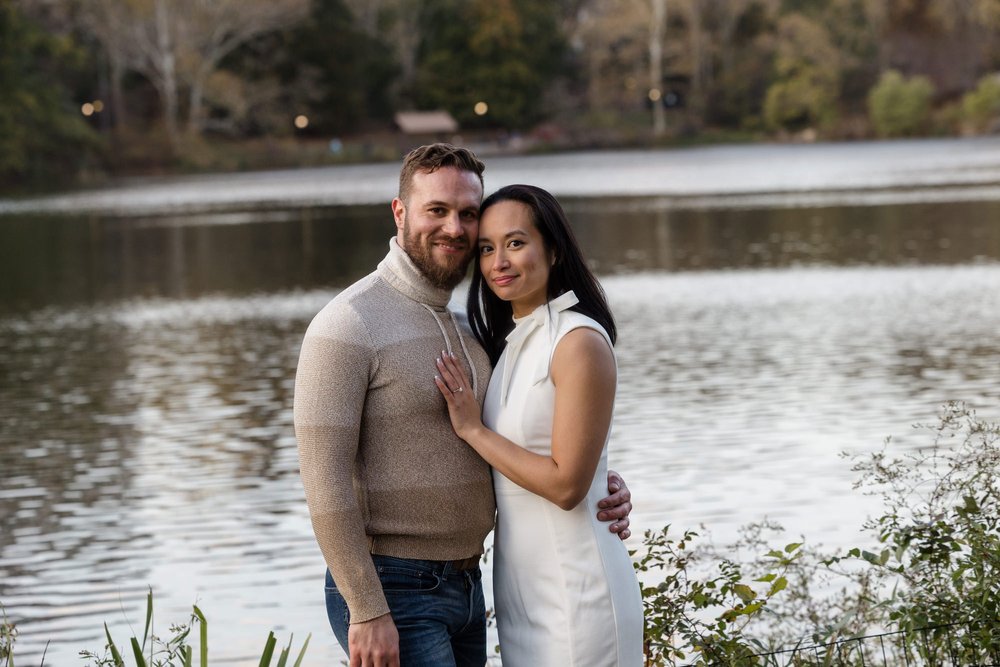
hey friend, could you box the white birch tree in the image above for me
[77,0,308,144]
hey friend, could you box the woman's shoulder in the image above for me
[553,309,613,355]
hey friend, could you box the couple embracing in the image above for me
[294,144,644,666]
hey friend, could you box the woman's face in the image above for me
[478,199,553,318]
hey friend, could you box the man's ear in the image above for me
[391,198,405,232]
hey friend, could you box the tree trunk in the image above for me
[390,0,422,102]
[650,0,667,136]
[187,64,211,135]
[109,50,126,131]
[155,0,179,146]
[689,0,705,117]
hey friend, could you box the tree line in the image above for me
[3,0,1000,190]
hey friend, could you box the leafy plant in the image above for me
[960,73,1000,133]
[634,402,1000,666]
[763,13,841,133]
[1,605,16,667]
[635,525,802,666]
[867,70,935,137]
[835,402,1000,664]
[79,589,310,667]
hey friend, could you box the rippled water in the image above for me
[2,142,1000,663]
[3,265,999,664]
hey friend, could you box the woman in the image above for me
[433,184,644,666]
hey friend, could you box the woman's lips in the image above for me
[493,275,516,286]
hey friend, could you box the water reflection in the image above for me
[566,199,1000,273]
[2,198,1000,317]
[0,297,325,662]
[0,206,389,316]
[2,195,1000,663]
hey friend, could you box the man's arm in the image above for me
[598,470,632,540]
[294,303,390,623]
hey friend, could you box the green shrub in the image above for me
[763,13,841,134]
[837,402,1000,662]
[764,70,838,132]
[635,526,802,665]
[867,70,935,137]
[960,74,1000,133]
[636,402,1000,665]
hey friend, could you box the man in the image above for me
[294,144,633,667]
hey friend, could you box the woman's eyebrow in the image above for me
[479,229,528,243]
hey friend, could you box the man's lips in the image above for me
[433,239,467,254]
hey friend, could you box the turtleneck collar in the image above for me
[377,237,453,308]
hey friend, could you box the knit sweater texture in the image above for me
[294,237,496,622]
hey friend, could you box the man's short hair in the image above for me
[398,143,486,203]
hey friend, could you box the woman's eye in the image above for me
[509,240,523,248]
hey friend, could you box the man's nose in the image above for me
[441,212,463,236]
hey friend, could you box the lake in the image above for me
[2,138,1000,664]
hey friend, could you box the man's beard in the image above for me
[402,219,473,290]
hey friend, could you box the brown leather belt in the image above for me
[448,555,481,571]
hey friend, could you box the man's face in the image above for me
[392,167,483,290]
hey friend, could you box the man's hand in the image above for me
[597,469,632,540]
[348,613,400,667]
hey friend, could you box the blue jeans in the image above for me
[325,555,486,667]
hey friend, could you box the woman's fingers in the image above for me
[436,356,460,391]
[437,352,471,391]
[433,374,453,400]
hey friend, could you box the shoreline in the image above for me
[3,136,1000,217]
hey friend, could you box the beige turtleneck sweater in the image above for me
[293,238,496,623]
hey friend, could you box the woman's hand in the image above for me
[434,352,483,441]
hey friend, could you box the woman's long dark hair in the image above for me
[468,184,617,365]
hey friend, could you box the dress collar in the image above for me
[499,291,579,406]
[376,237,453,308]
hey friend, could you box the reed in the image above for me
[0,590,309,667]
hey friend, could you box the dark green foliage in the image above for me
[763,13,841,132]
[218,0,398,136]
[412,0,567,129]
[0,0,100,189]
[704,3,775,128]
[286,0,399,134]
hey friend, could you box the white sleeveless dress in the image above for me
[482,291,644,667]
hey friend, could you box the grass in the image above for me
[1,590,309,667]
